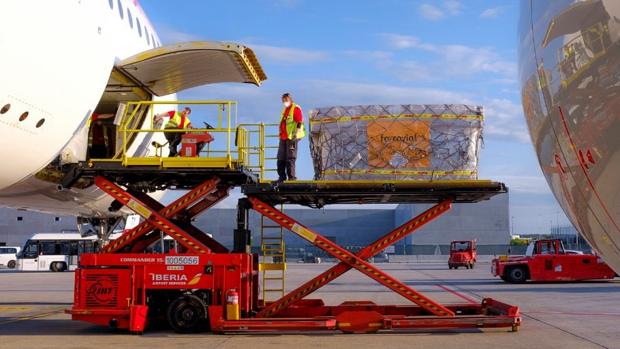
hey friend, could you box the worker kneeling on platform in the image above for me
[277,93,305,182]
[155,107,193,157]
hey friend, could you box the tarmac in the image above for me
[1,262,619,349]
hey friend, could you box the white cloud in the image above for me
[380,33,421,49]
[480,7,502,18]
[342,50,393,61]
[157,25,202,44]
[397,60,437,81]
[419,4,445,20]
[441,44,517,76]
[151,24,329,65]
[299,80,472,106]
[443,0,462,15]
[379,33,516,80]
[251,44,329,64]
[419,1,462,20]
[483,98,530,143]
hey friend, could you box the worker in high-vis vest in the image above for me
[154,107,193,157]
[276,93,305,182]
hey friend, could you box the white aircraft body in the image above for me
[0,0,265,235]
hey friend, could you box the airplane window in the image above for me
[36,118,45,128]
[108,0,113,10]
[117,0,123,19]
[0,103,9,114]
[127,9,133,28]
[19,111,28,121]
[136,18,142,37]
[145,27,150,45]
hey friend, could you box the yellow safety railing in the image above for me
[237,123,279,181]
[101,100,279,180]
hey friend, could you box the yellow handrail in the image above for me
[237,123,279,181]
[111,100,278,180]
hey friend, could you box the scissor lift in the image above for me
[65,100,520,334]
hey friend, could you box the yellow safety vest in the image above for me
[165,111,191,129]
[281,103,306,140]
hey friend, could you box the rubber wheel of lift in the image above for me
[507,267,527,283]
[7,260,16,269]
[166,294,208,333]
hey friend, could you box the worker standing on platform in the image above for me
[88,112,115,158]
[277,93,305,182]
[155,107,193,157]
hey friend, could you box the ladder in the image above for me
[259,205,286,302]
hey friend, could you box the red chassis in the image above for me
[71,253,255,332]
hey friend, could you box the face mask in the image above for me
[283,101,291,107]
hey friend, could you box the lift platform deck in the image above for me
[242,179,507,207]
[67,159,258,190]
[65,99,520,334]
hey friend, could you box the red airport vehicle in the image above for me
[448,240,477,269]
[492,239,617,283]
[66,174,521,334]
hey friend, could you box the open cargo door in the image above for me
[115,41,267,96]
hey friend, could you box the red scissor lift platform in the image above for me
[66,164,520,334]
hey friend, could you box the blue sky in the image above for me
[141,0,571,235]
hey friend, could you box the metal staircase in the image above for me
[259,207,286,302]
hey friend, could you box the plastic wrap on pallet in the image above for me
[309,104,483,180]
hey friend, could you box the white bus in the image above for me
[15,233,102,272]
[15,232,178,272]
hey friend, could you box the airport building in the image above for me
[0,193,510,253]
[0,209,76,247]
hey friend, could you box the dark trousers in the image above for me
[277,139,298,180]
[164,131,183,157]
[89,144,108,158]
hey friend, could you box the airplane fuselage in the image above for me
[0,0,170,216]
[520,0,620,272]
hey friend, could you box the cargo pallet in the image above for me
[64,100,519,334]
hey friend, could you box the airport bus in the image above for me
[15,232,179,272]
[15,233,102,272]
